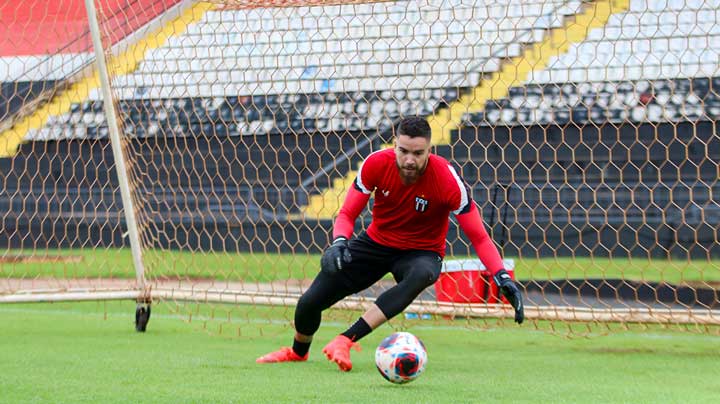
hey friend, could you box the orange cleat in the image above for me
[256,347,308,363]
[321,335,361,372]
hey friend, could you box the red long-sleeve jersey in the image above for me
[333,148,505,274]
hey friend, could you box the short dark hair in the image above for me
[397,116,431,141]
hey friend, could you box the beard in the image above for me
[397,162,425,185]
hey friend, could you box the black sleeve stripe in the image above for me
[457,183,473,215]
[353,178,364,192]
[448,164,471,215]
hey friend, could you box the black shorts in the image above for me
[294,232,444,333]
[332,232,443,294]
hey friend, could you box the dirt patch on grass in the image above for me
[0,255,84,264]
[587,347,657,355]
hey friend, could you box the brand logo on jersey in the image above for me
[414,196,429,212]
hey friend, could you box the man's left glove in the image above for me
[320,237,352,274]
[493,269,524,324]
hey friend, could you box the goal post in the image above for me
[0,0,718,335]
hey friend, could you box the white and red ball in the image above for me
[374,331,427,384]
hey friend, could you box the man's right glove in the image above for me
[320,237,352,274]
[493,269,524,324]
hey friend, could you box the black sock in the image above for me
[292,339,311,357]
[341,317,372,342]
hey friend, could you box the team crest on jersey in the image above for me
[414,196,429,212]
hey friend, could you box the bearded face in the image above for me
[394,134,430,185]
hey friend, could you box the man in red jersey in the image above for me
[257,116,524,371]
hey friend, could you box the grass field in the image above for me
[2,248,719,284]
[1,300,719,403]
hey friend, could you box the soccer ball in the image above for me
[375,331,427,384]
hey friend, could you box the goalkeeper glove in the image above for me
[320,237,352,274]
[493,269,524,324]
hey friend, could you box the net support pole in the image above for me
[83,0,147,296]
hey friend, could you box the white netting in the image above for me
[0,0,718,335]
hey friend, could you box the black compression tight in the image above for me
[374,259,440,319]
[294,249,441,336]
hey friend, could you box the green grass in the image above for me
[0,248,318,281]
[2,248,719,284]
[1,301,718,403]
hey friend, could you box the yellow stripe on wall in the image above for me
[0,2,215,157]
[427,0,631,145]
[301,0,631,219]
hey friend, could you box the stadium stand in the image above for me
[452,0,720,256]
[26,0,583,140]
[0,0,181,122]
[0,0,717,256]
[8,1,583,219]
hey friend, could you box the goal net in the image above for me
[1,0,718,335]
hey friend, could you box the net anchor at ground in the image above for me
[135,302,151,332]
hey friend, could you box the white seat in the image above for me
[62,0,664,104]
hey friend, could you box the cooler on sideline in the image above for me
[434,259,515,303]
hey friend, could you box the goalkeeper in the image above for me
[257,116,524,371]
